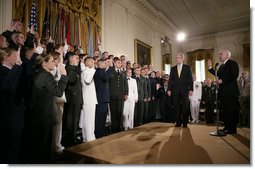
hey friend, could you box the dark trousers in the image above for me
[110,99,124,133]
[30,126,54,164]
[143,101,149,124]
[134,101,144,127]
[172,93,189,126]
[63,104,81,146]
[160,103,172,122]
[221,95,238,132]
[148,99,156,122]
[0,129,22,164]
[95,103,108,138]
[205,102,214,124]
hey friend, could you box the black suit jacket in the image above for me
[0,65,24,130]
[94,67,114,103]
[167,64,193,95]
[31,70,68,127]
[109,70,128,100]
[208,59,239,98]
[149,77,157,98]
[65,64,83,105]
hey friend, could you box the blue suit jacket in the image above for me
[0,65,24,130]
[94,67,114,103]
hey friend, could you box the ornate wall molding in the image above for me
[188,28,250,43]
[133,0,177,32]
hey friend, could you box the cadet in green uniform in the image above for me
[134,67,148,127]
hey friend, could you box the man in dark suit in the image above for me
[94,58,114,138]
[109,57,128,133]
[208,49,239,134]
[167,53,193,127]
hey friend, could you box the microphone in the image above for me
[215,63,219,69]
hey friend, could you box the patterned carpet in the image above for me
[63,122,250,164]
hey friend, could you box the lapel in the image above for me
[175,65,179,77]
[218,61,227,74]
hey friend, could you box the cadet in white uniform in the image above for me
[123,69,138,130]
[80,57,97,141]
[189,75,202,123]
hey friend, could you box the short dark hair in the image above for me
[113,57,120,62]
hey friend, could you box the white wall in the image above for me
[101,0,179,71]
[181,28,250,72]
[0,0,12,33]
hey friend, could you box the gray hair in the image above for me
[219,49,231,58]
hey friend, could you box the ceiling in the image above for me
[146,0,250,38]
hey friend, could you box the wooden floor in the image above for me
[64,122,250,164]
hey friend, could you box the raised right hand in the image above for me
[59,64,67,75]
[208,59,212,68]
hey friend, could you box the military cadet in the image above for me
[201,78,216,124]
[109,57,128,133]
[148,71,157,122]
[94,58,114,138]
[80,57,97,142]
[141,65,151,124]
[64,52,83,146]
[123,69,138,130]
[189,74,202,123]
[238,71,250,126]
[134,67,148,127]
[155,79,173,122]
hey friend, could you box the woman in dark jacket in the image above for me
[30,53,68,163]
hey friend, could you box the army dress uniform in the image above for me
[134,76,148,126]
[109,69,128,133]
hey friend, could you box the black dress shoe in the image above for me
[175,124,181,127]
[224,130,237,134]
[219,128,227,132]
[183,124,187,128]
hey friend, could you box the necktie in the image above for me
[128,78,130,80]
[177,65,181,78]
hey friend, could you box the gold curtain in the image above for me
[243,44,250,72]
[187,49,214,80]
[12,0,101,52]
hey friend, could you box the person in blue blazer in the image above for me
[94,58,114,138]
